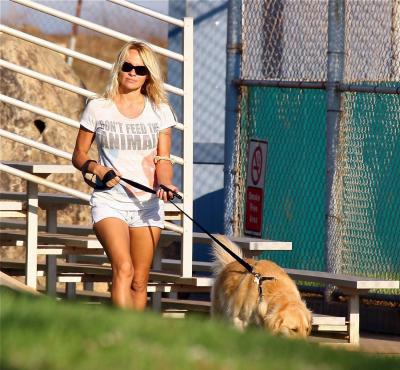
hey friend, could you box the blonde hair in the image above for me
[102,41,168,106]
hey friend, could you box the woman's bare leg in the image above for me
[94,218,134,309]
[129,226,161,310]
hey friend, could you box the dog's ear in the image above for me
[265,308,283,332]
[257,300,268,317]
[272,316,284,333]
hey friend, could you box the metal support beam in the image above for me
[223,0,242,237]
[325,0,345,281]
[181,17,194,277]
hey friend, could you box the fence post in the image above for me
[325,0,345,280]
[26,181,38,289]
[66,0,83,66]
[181,16,193,278]
[223,0,242,236]
[391,0,400,79]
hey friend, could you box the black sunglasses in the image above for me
[121,62,149,76]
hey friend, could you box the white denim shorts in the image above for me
[91,202,165,228]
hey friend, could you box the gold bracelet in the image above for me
[154,156,175,164]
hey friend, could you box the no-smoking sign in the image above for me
[247,139,268,189]
[251,146,263,185]
[245,139,268,236]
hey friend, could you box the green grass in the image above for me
[0,288,399,370]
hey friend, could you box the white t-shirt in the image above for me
[80,97,176,210]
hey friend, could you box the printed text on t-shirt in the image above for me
[96,120,159,151]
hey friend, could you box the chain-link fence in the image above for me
[242,0,328,81]
[234,0,400,286]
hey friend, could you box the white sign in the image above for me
[246,139,268,188]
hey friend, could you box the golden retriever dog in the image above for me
[211,235,312,338]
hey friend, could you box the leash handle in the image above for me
[102,170,118,186]
[159,184,182,200]
[81,161,118,190]
[83,169,118,190]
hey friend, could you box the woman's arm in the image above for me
[72,127,98,173]
[72,127,120,186]
[155,127,178,201]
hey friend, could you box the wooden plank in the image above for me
[164,212,182,221]
[0,201,24,211]
[75,255,109,264]
[164,203,183,212]
[162,309,187,319]
[37,246,105,256]
[0,211,26,218]
[228,235,292,251]
[72,289,110,299]
[37,287,111,300]
[312,313,346,326]
[162,298,211,312]
[286,268,400,290]
[0,219,95,236]
[162,258,212,272]
[150,270,213,287]
[315,325,348,332]
[0,230,102,249]
[0,191,88,207]
[159,230,292,251]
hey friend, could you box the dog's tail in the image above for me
[211,234,244,274]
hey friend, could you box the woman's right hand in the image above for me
[94,164,121,188]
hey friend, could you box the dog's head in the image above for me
[264,300,312,338]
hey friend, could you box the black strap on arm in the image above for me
[81,160,115,191]
[81,159,97,176]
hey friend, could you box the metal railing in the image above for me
[1,0,194,286]
[0,25,185,98]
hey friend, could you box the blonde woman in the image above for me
[72,41,178,310]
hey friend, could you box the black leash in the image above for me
[83,165,277,297]
[82,165,255,274]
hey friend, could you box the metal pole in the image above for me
[0,59,95,98]
[223,0,242,237]
[10,0,183,61]
[391,0,400,80]
[181,16,194,277]
[325,0,345,278]
[67,0,83,66]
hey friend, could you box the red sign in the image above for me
[247,139,267,188]
[245,187,263,234]
[245,138,267,236]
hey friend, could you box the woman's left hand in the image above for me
[156,184,179,202]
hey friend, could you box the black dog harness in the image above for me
[81,160,275,291]
[253,273,275,300]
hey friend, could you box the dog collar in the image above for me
[252,272,275,299]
